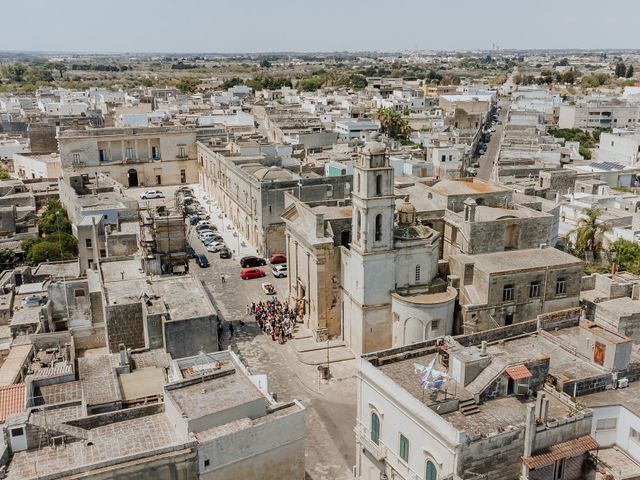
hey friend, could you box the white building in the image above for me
[335,120,379,140]
[12,152,62,179]
[341,142,456,355]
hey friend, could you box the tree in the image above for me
[570,207,607,259]
[23,232,78,266]
[48,62,67,79]
[627,65,635,79]
[377,107,411,140]
[615,62,627,78]
[611,239,640,274]
[0,250,17,271]
[176,76,200,94]
[38,199,72,235]
[0,169,9,180]
[259,59,272,68]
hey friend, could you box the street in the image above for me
[477,97,509,180]
[124,185,357,480]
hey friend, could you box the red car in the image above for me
[240,267,266,280]
[270,253,287,264]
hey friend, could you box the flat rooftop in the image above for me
[166,366,264,421]
[456,247,582,274]
[149,275,215,321]
[5,412,184,480]
[430,178,511,196]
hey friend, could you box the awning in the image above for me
[523,435,599,469]
[505,364,532,380]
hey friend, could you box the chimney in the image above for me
[119,344,127,367]
[481,341,487,355]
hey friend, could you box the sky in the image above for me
[2,0,639,53]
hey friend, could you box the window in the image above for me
[370,412,380,445]
[503,285,514,302]
[631,427,640,442]
[441,155,446,162]
[399,434,409,462]
[555,278,567,295]
[415,265,421,282]
[125,147,134,160]
[595,418,617,432]
[178,146,186,158]
[74,289,85,297]
[426,461,438,480]
[180,169,186,184]
[376,174,383,195]
[431,320,439,331]
[152,146,160,159]
[529,281,541,298]
[85,238,92,249]
[72,153,80,164]
[10,428,24,437]
[204,459,210,468]
[375,214,382,241]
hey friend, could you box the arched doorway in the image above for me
[127,169,139,187]
[404,317,426,344]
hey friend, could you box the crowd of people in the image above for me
[249,298,297,344]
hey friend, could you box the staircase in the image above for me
[459,397,480,416]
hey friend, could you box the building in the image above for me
[57,126,198,187]
[355,308,607,480]
[340,142,456,355]
[335,119,379,141]
[558,99,640,130]
[2,348,305,480]
[198,142,352,257]
[449,246,582,333]
[12,152,62,180]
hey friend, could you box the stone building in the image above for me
[340,142,456,355]
[449,246,582,333]
[2,349,305,480]
[57,126,198,187]
[281,193,352,340]
[198,142,352,257]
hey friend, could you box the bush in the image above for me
[38,199,72,235]
[22,232,78,266]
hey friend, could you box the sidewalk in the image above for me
[290,326,355,366]
[191,185,259,259]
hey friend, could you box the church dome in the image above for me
[362,141,387,156]
[397,198,417,226]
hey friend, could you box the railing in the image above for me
[354,423,387,461]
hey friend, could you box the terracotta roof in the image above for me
[0,383,25,422]
[506,365,532,380]
[523,435,599,469]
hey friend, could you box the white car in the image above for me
[272,264,288,278]
[206,242,226,253]
[140,190,165,199]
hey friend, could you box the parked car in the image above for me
[270,253,287,264]
[272,264,288,278]
[197,229,217,238]
[195,254,210,268]
[140,190,165,199]
[186,245,196,258]
[202,235,223,245]
[196,223,216,231]
[219,247,231,259]
[206,242,226,253]
[240,267,266,280]
[189,215,201,225]
[240,256,267,268]
[261,282,276,295]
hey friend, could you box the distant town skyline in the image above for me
[2,0,639,54]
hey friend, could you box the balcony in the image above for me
[355,423,387,461]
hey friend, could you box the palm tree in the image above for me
[570,207,607,258]
[376,107,411,140]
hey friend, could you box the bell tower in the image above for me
[351,141,395,253]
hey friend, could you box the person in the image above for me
[220,273,226,284]
[228,322,234,337]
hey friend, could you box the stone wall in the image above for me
[104,302,145,353]
[459,428,525,480]
[164,316,218,359]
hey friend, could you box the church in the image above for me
[340,141,457,355]
[283,140,457,355]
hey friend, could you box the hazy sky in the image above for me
[2,0,638,53]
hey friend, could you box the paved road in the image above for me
[477,98,510,180]
[125,185,356,480]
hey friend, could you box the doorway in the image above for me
[127,169,139,187]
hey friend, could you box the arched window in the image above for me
[371,412,380,445]
[356,210,362,242]
[426,460,437,480]
[376,174,383,195]
[375,214,382,241]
